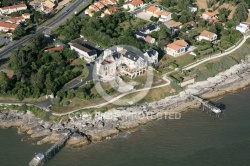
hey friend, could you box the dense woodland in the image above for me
[0,35,82,100]
[54,11,151,50]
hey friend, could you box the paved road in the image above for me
[62,63,93,90]
[0,0,91,60]
[183,34,250,71]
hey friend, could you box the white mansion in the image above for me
[95,46,158,81]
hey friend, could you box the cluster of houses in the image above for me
[29,0,58,14]
[0,4,31,33]
[95,46,158,81]
[135,23,159,44]
[146,6,172,22]
[164,30,217,57]
[0,4,27,15]
[85,0,118,17]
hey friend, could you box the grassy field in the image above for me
[195,0,236,19]
[116,84,174,105]
[71,58,89,80]
[170,41,250,82]
[119,17,148,31]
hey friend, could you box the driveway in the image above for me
[61,63,93,90]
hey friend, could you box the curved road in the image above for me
[183,34,250,70]
[52,73,171,116]
[0,0,90,60]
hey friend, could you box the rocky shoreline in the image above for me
[1,57,250,148]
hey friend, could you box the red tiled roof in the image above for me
[186,21,195,25]
[130,0,143,6]
[101,60,113,65]
[6,16,25,23]
[200,30,216,38]
[147,6,158,13]
[0,21,18,30]
[145,35,153,43]
[45,46,64,52]
[1,69,14,78]
[203,12,217,17]
[173,40,188,47]
[167,43,182,51]
[0,4,27,10]
[108,6,117,14]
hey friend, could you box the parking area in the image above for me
[0,36,11,48]
[136,11,152,22]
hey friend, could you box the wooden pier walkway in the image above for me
[29,130,75,166]
[190,95,222,114]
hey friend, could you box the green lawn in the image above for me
[167,54,196,68]
[71,58,89,80]
[119,17,148,31]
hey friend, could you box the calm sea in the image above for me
[1,87,250,166]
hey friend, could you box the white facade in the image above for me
[123,0,144,11]
[5,17,26,24]
[159,13,172,22]
[165,46,186,57]
[197,33,217,42]
[236,22,250,33]
[0,4,27,15]
[69,43,97,62]
[95,46,148,81]
[188,7,197,13]
[164,40,189,57]
[0,21,19,32]
[144,49,158,65]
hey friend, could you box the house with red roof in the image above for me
[164,40,189,57]
[0,21,19,32]
[102,6,118,17]
[202,12,217,20]
[45,45,64,52]
[5,16,26,24]
[196,30,217,42]
[123,0,144,11]
[0,4,27,15]
[146,6,172,22]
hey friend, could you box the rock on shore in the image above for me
[1,57,250,148]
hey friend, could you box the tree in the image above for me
[118,0,125,5]
[171,13,178,21]
[179,15,188,24]
[218,8,229,17]
[13,26,26,40]
[0,72,9,93]
[93,11,102,17]
[45,73,56,94]
[150,16,158,22]
[233,1,248,22]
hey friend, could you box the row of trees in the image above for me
[55,11,149,49]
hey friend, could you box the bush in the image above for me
[150,16,158,22]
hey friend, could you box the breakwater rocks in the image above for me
[1,57,250,147]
